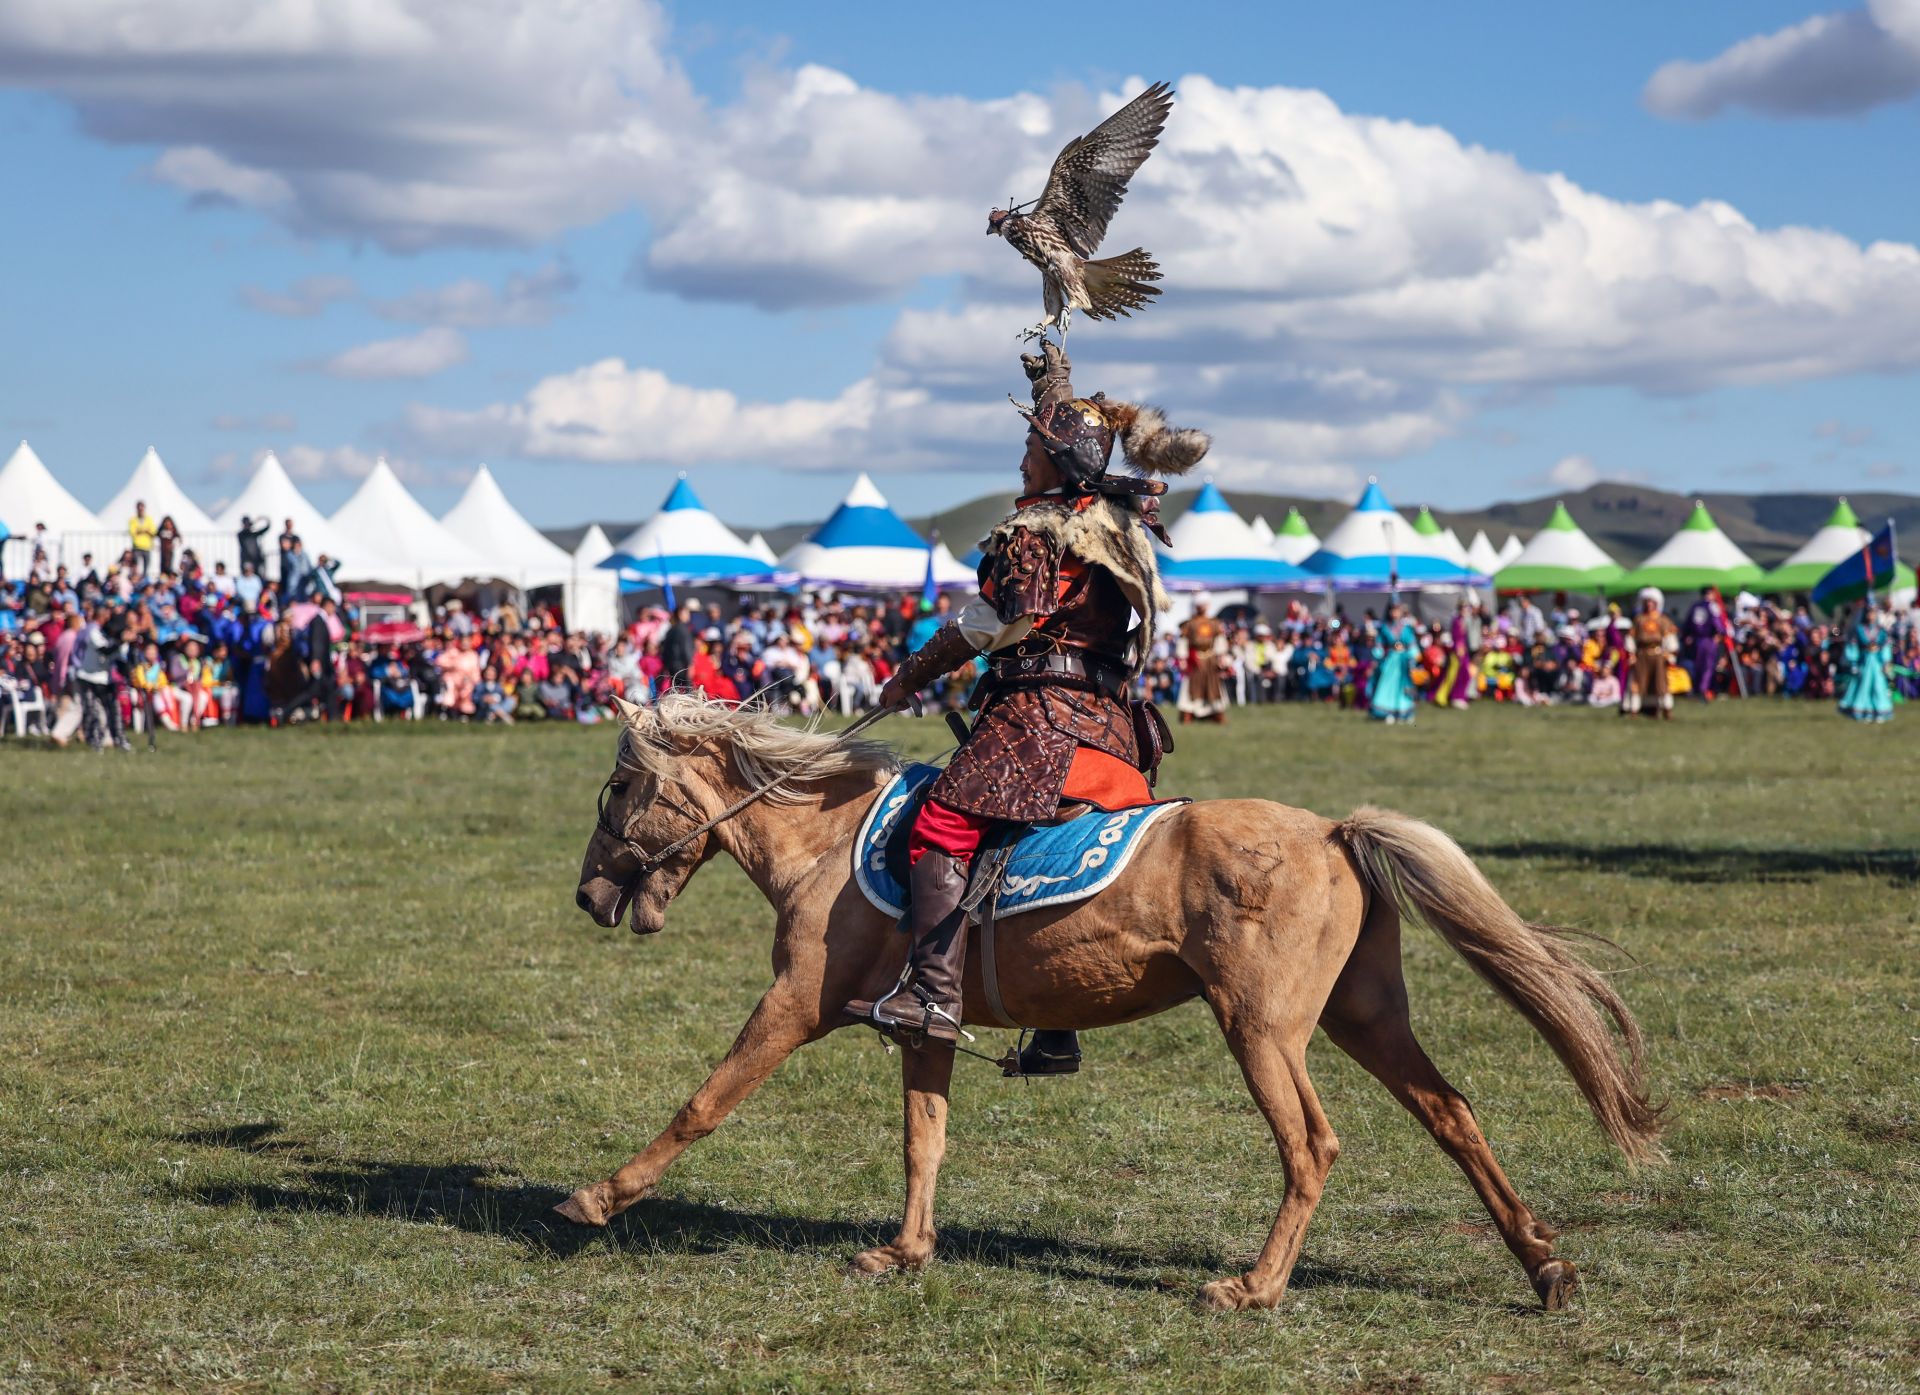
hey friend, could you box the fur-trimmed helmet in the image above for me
[1012,342,1210,499]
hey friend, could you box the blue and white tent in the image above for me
[1302,480,1487,588]
[778,473,974,591]
[603,476,775,587]
[1157,482,1313,591]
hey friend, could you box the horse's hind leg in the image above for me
[851,1042,955,1276]
[1198,1001,1340,1311]
[1320,904,1576,1309]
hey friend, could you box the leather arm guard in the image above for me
[985,526,1062,626]
[888,622,980,700]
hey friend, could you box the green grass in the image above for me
[3,703,1917,1394]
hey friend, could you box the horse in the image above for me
[562,693,1663,1310]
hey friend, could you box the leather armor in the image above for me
[930,520,1143,823]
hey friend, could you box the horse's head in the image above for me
[575,694,714,934]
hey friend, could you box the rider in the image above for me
[844,344,1208,1071]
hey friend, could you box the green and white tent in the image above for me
[1496,502,1625,591]
[1611,500,1763,595]
[1270,507,1320,565]
[1759,498,1914,595]
[1411,506,1472,569]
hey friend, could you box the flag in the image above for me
[919,532,940,609]
[1813,521,1900,611]
[656,540,677,613]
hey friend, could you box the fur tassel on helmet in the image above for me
[1103,400,1210,476]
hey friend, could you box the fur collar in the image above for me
[982,496,1170,673]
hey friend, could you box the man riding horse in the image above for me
[844,344,1209,1067]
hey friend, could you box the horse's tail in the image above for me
[1336,805,1666,1164]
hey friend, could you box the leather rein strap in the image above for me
[597,703,902,875]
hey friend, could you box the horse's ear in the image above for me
[612,694,644,724]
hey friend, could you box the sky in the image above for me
[2,0,1919,530]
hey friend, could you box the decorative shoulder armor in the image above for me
[985,525,1061,625]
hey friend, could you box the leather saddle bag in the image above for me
[1128,698,1173,788]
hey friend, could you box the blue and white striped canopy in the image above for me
[602,477,775,586]
[778,474,975,591]
[1303,480,1487,588]
[1156,482,1314,591]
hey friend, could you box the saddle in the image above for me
[853,763,1187,1028]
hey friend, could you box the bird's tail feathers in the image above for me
[1082,249,1162,320]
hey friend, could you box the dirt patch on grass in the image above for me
[1698,1081,1807,1102]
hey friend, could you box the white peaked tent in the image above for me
[566,524,621,635]
[1760,498,1874,594]
[1494,502,1625,592]
[1158,482,1312,590]
[746,531,779,565]
[213,451,359,570]
[330,458,492,586]
[1442,526,1469,565]
[778,473,974,591]
[606,477,772,584]
[1304,481,1483,587]
[1410,507,1472,568]
[1499,534,1525,566]
[1270,507,1320,565]
[1613,500,1764,595]
[1465,530,1504,577]
[440,465,573,589]
[99,446,216,533]
[0,440,99,539]
[1248,514,1276,547]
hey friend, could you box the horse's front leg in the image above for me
[851,1042,955,1275]
[556,979,822,1227]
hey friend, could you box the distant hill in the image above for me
[547,484,1920,571]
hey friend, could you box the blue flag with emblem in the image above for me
[1813,520,1899,611]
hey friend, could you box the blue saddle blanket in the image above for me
[853,762,1187,920]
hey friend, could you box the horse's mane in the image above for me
[617,691,900,803]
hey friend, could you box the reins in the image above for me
[597,702,904,875]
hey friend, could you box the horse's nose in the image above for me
[575,888,594,913]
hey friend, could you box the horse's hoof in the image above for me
[1199,1276,1275,1311]
[1532,1257,1579,1311]
[849,1244,928,1277]
[553,1187,608,1228]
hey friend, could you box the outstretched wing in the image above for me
[1032,81,1173,259]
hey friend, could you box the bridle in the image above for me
[593,704,901,877]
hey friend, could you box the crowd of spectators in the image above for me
[4,505,1914,747]
[1175,591,1919,711]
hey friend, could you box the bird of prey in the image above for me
[988,81,1173,343]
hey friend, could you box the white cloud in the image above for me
[1545,454,1599,490]
[1645,1,1920,120]
[316,327,468,381]
[1814,417,1875,447]
[0,0,693,250]
[373,263,577,328]
[241,275,356,318]
[12,8,1920,491]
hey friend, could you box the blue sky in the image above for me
[2,0,1917,529]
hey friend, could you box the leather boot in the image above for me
[1012,1029,1082,1077]
[844,849,969,1043]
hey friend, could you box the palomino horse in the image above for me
[563,694,1662,1310]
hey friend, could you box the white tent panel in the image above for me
[440,465,574,589]
[98,447,216,533]
[329,459,493,587]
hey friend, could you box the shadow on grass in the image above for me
[170,1123,1405,1298]
[1469,840,1920,887]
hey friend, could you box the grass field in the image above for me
[4,702,1918,1394]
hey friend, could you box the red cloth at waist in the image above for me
[910,745,1154,863]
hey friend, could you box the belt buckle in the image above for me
[1020,656,1037,672]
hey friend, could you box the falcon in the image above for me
[988,80,1172,343]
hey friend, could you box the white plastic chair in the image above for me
[7,687,47,736]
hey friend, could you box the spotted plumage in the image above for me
[988,81,1173,341]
